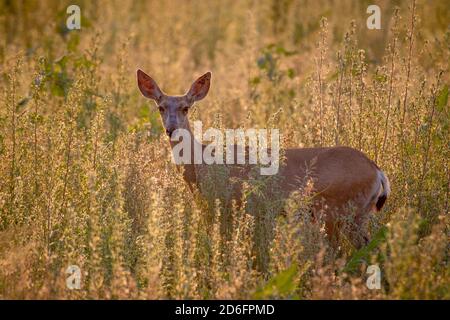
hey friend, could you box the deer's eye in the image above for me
[158,106,165,113]
[182,107,189,114]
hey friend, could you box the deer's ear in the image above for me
[187,72,211,102]
[137,69,163,102]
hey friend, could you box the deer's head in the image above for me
[137,69,211,137]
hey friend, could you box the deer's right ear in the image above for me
[137,69,163,102]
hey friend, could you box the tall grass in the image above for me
[0,0,448,299]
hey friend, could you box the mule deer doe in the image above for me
[137,69,390,248]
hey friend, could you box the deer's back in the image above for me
[281,146,379,207]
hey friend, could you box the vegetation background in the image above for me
[0,0,448,299]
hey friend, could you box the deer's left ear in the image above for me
[186,72,211,102]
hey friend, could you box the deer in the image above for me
[137,69,391,249]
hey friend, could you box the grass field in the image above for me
[0,0,448,299]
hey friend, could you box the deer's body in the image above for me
[137,70,390,248]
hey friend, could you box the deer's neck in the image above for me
[169,124,204,190]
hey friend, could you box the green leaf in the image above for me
[16,96,30,112]
[275,45,298,56]
[342,226,387,274]
[252,264,299,299]
[67,33,80,52]
[436,85,448,112]
[287,68,295,79]
[74,56,95,69]
[55,55,69,70]
[250,76,261,85]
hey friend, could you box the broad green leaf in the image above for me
[436,85,448,112]
[342,226,387,274]
[253,264,299,299]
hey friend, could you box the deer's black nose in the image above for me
[166,128,175,137]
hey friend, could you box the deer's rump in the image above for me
[279,146,388,219]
